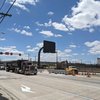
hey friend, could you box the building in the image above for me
[97,58,100,65]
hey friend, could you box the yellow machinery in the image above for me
[65,66,78,75]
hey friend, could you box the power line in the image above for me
[0,0,6,11]
[5,0,16,15]
[0,0,6,20]
[0,0,16,24]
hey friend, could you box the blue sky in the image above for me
[0,0,100,64]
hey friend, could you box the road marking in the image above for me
[21,85,34,93]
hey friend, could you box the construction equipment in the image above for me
[65,66,78,75]
[5,60,37,75]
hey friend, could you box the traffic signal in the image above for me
[19,53,21,56]
[5,52,9,55]
[10,52,13,55]
[0,52,22,56]
[0,52,3,55]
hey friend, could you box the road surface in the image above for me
[0,70,100,100]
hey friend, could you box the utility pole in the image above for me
[0,12,12,17]
[0,0,16,24]
[56,51,58,68]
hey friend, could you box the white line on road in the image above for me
[21,85,35,93]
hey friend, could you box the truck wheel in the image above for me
[34,73,37,75]
[12,69,15,72]
[6,69,9,72]
[24,71,28,75]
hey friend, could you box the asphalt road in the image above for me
[0,70,100,100]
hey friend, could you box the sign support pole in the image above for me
[38,47,43,68]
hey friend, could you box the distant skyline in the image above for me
[0,0,100,64]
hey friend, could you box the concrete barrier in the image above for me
[38,69,66,74]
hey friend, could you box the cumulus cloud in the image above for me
[27,42,43,52]
[56,49,72,61]
[39,30,62,38]
[40,30,54,37]
[89,28,94,33]
[69,44,76,48]
[24,26,30,30]
[36,19,52,27]
[0,38,6,41]
[27,47,39,52]
[36,42,43,48]
[85,40,100,55]
[9,0,39,11]
[35,22,44,27]
[26,42,43,53]
[52,22,68,31]
[48,11,54,16]
[62,0,100,31]
[26,45,31,49]
[11,28,32,36]
[64,49,72,53]
[36,20,68,32]
[0,46,23,54]
[54,34,62,37]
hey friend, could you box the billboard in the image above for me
[43,40,56,53]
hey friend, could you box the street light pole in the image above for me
[56,50,58,68]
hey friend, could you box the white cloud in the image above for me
[26,45,31,49]
[85,40,100,47]
[9,0,39,11]
[39,30,62,38]
[0,38,6,41]
[27,42,43,52]
[36,28,39,31]
[35,22,44,27]
[52,22,68,31]
[44,19,52,27]
[85,40,100,55]
[36,20,68,32]
[27,47,39,52]
[36,19,52,27]
[0,46,23,54]
[54,34,62,37]
[69,44,76,48]
[40,30,54,37]
[64,49,72,53]
[56,49,72,61]
[48,11,54,16]
[89,28,94,33]
[11,28,32,36]
[21,30,32,36]
[24,26,30,29]
[63,0,100,31]
[36,42,43,48]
